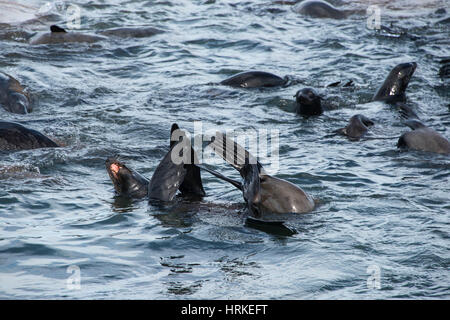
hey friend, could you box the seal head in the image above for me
[105,158,149,198]
[0,72,32,114]
[373,62,417,103]
[294,88,323,116]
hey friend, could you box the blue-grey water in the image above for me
[0,0,449,299]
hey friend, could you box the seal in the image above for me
[148,123,206,201]
[293,0,347,19]
[335,114,374,140]
[98,27,164,38]
[30,25,108,45]
[30,25,164,45]
[0,72,31,114]
[294,87,323,116]
[372,62,417,103]
[106,125,206,200]
[220,71,288,88]
[201,132,315,218]
[105,158,149,198]
[397,120,450,154]
[0,121,59,151]
[439,58,450,79]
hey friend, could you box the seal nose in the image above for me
[110,163,120,174]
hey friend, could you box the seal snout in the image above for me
[105,158,123,179]
[110,163,121,175]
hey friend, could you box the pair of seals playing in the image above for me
[0,72,32,114]
[106,124,205,201]
[0,121,58,151]
[295,62,418,118]
[30,25,164,45]
[106,124,315,218]
[334,62,417,140]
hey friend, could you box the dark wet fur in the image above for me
[105,158,149,198]
[220,71,288,88]
[293,0,347,19]
[294,87,323,116]
[397,106,450,154]
[0,72,31,114]
[372,62,417,103]
[335,114,374,140]
[0,121,58,151]
[148,123,205,201]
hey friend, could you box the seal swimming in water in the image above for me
[200,132,315,219]
[220,71,288,88]
[294,87,323,116]
[30,25,107,45]
[396,106,450,154]
[0,72,31,114]
[98,27,164,38]
[372,62,417,103]
[30,25,164,45]
[335,114,374,140]
[397,120,450,154]
[293,0,347,19]
[106,158,149,198]
[0,121,59,151]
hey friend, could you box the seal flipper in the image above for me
[208,131,263,175]
[50,25,67,33]
[170,123,205,197]
[198,165,243,190]
[398,104,419,120]
[208,132,263,217]
[240,163,262,217]
[403,119,426,130]
[148,148,187,202]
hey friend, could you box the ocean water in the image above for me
[0,0,449,299]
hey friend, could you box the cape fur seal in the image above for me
[105,158,149,198]
[372,62,417,103]
[293,0,347,19]
[30,25,163,45]
[220,71,288,88]
[294,87,323,116]
[0,72,31,114]
[0,121,58,150]
[105,124,205,200]
[200,132,315,218]
[335,114,374,140]
[148,123,205,201]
